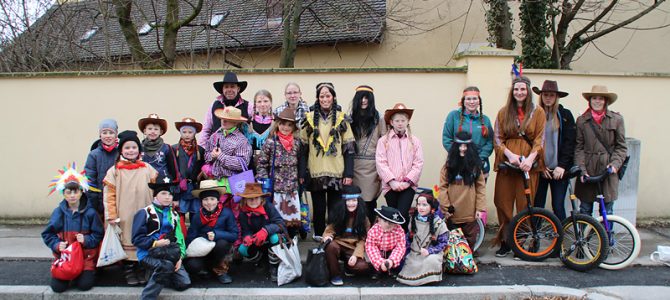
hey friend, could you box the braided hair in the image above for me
[446,131,481,186]
[459,86,488,137]
[409,193,440,243]
[311,83,340,156]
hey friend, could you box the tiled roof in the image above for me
[25,0,386,62]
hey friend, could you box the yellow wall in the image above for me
[0,52,668,219]
[175,0,670,73]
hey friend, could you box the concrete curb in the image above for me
[3,285,669,299]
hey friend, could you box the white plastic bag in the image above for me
[96,224,127,267]
[272,236,302,286]
[650,245,670,267]
[185,237,216,258]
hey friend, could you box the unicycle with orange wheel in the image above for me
[499,160,563,261]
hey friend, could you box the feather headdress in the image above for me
[48,162,91,195]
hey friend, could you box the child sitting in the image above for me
[42,163,104,293]
[365,206,406,279]
[237,182,286,282]
[397,193,449,286]
[322,185,371,286]
[132,176,190,299]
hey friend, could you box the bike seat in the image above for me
[583,170,610,183]
[566,166,582,179]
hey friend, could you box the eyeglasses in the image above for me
[285,91,301,95]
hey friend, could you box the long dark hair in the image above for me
[409,193,439,242]
[446,131,481,186]
[328,197,367,238]
[350,87,379,140]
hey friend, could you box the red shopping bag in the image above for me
[51,241,84,280]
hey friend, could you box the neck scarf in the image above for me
[241,203,267,217]
[102,141,118,153]
[179,138,196,156]
[117,157,146,169]
[142,137,164,156]
[222,95,242,107]
[200,202,223,227]
[276,131,294,152]
[393,129,406,138]
[254,113,273,124]
[416,215,428,222]
[590,108,606,125]
[221,127,237,137]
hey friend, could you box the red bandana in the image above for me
[179,138,196,156]
[241,204,268,220]
[276,131,294,152]
[590,108,606,125]
[102,141,118,153]
[116,160,146,170]
[517,107,525,124]
[200,202,223,228]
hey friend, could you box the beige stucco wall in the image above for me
[0,52,668,219]
[176,0,670,73]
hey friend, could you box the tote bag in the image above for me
[229,157,255,203]
[272,235,302,286]
[96,224,127,267]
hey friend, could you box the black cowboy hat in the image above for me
[213,71,248,94]
[374,206,406,225]
[148,175,178,197]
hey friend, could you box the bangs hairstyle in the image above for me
[328,197,367,238]
[350,89,380,140]
[63,181,83,192]
[409,193,440,242]
[269,118,298,138]
[445,131,481,186]
[501,76,534,136]
[253,89,273,114]
[239,196,266,209]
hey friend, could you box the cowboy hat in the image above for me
[148,175,178,197]
[276,108,296,122]
[582,85,618,105]
[236,182,270,198]
[383,103,414,125]
[175,117,203,133]
[213,72,248,94]
[191,179,229,198]
[374,206,405,225]
[214,106,248,123]
[138,113,168,135]
[532,80,569,98]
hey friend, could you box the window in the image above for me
[80,27,98,43]
[266,0,282,28]
[210,12,226,27]
[138,22,155,36]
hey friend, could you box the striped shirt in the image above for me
[375,131,424,194]
[365,223,406,270]
[204,128,252,178]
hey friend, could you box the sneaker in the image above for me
[217,273,233,284]
[343,269,355,277]
[312,235,323,243]
[330,276,344,286]
[495,244,512,257]
[124,269,139,286]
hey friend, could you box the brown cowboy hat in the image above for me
[175,117,203,133]
[213,72,248,94]
[138,113,168,135]
[532,80,569,98]
[383,103,414,125]
[191,179,229,198]
[276,108,296,122]
[236,182,270,198]
[214,106,248,123]
[582,85,618,105]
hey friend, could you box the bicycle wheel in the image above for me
[560,214,609,272]
[508,208,562,261]
[471,218,485,252]
[596,215,641,270]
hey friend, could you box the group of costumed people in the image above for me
[41,71,627,296]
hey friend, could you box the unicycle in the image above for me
[581,169,641,270]
[499,161,562,261]
[559,166,609,272]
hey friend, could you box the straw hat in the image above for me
[582,85,618,105]
[191,179,229,198]
[214,106,248,123]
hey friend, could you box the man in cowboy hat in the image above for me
[200,71,253,147]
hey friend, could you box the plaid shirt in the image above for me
[204,128,252,178]
[365,223,406,270]
[273,100,310,126]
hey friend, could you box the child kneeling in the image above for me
[365,206,406,279]
[132,176,190,300]
[237,182,286,282]
[397,193,449,286]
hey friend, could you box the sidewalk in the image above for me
[1,224,668,299]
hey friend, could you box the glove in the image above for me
[242,235,254,247]
[253,228,268,246]
[179,179,188,192]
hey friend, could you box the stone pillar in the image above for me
[616,138,641,226]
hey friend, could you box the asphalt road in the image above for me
[1,260,668,288]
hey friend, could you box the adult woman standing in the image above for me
[574,85,627,216]
[274,82,310,125]
[492,76,546,257]
[299,82,356,240]
[442,86,494,177]
[350,85,386,222]
[532,80,576,222]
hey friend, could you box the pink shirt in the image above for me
[375,132,424,194]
